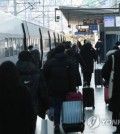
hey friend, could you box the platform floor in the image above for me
[35,63,117,134]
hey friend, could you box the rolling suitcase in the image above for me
[66,91,83,101]
[95,68,103,87]
[83,87,95,109]
[62,101,84,133]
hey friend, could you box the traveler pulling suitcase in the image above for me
[83,86,95,109]
[62,92,84,133]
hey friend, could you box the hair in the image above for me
[55,44,65,53]
[18,51,33,62]
[0,61,20,90]
[47,48,56,61]
[115,41,120,46]
[28,45,33,50]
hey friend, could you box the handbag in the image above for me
[108,55,114,98]
[35,116,54,134]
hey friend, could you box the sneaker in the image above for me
[54,125,60,134]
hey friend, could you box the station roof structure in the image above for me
[58,6,120,25]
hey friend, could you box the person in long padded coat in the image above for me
[102,50,120,133]
[0,61,36,134]
[43,44,76,133]
[80,39,97,86]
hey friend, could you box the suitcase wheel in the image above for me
[80,123,85,133]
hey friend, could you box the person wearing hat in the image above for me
[43,43,76,133]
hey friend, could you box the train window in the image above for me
[16,38,24,54]
[13,38,17,55]
[51,39,55,48]
[27,39,30,47]
[44,39,50,51]
[9,38,13,56]
[5,38,9,57]
[0,37,5,58]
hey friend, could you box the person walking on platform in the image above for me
[0,61,36,134]
[64,42,86,87]
[80,39,97,87]
[16,51,49,120]
[28,45,42,69]
[106,41,120,60]
[43,44,76,133]
[102,50,120,133]
[95,39,103,63]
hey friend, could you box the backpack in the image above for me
[20,72,39,114]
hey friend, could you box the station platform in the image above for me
[35,63,116,134]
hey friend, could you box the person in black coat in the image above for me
[102,50,120,133]
[16,51,49,119]
[0,61,36,134]
[65,43,86,87]
[43,44,76,133]
[80,39,97,86]
[95,39,103,63]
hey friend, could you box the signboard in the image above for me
[83,20,96,25]
[104,16,115,27]
[116,16,120,27]
[89,25,98,30]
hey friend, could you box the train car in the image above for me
[0,11,65,64]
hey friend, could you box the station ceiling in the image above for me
[58,6,119,25]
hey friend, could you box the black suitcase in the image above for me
[83,87,95,109]
[95,69,103,87]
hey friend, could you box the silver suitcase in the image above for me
[62,101,84,133]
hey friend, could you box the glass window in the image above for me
[9,38,13,56]
[5,38,9,57]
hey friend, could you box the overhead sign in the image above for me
[104,16,115,27]
[89,25,98,30]
[83,20,96,25]
[116,16,120,27]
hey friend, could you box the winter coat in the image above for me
[31,49,42,69]
[95,41,103,55]
[0,85,36,134]
[16,61,49,119]
[65,48,86,86]
[80,44,97,73]
[43,52,76,97]
[102,50,120,112]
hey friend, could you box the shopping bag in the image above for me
[41,119,54,134]
[35,116,54,134]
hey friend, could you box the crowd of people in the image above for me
[0,39,120,134]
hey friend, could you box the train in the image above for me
[0,11,65,64]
